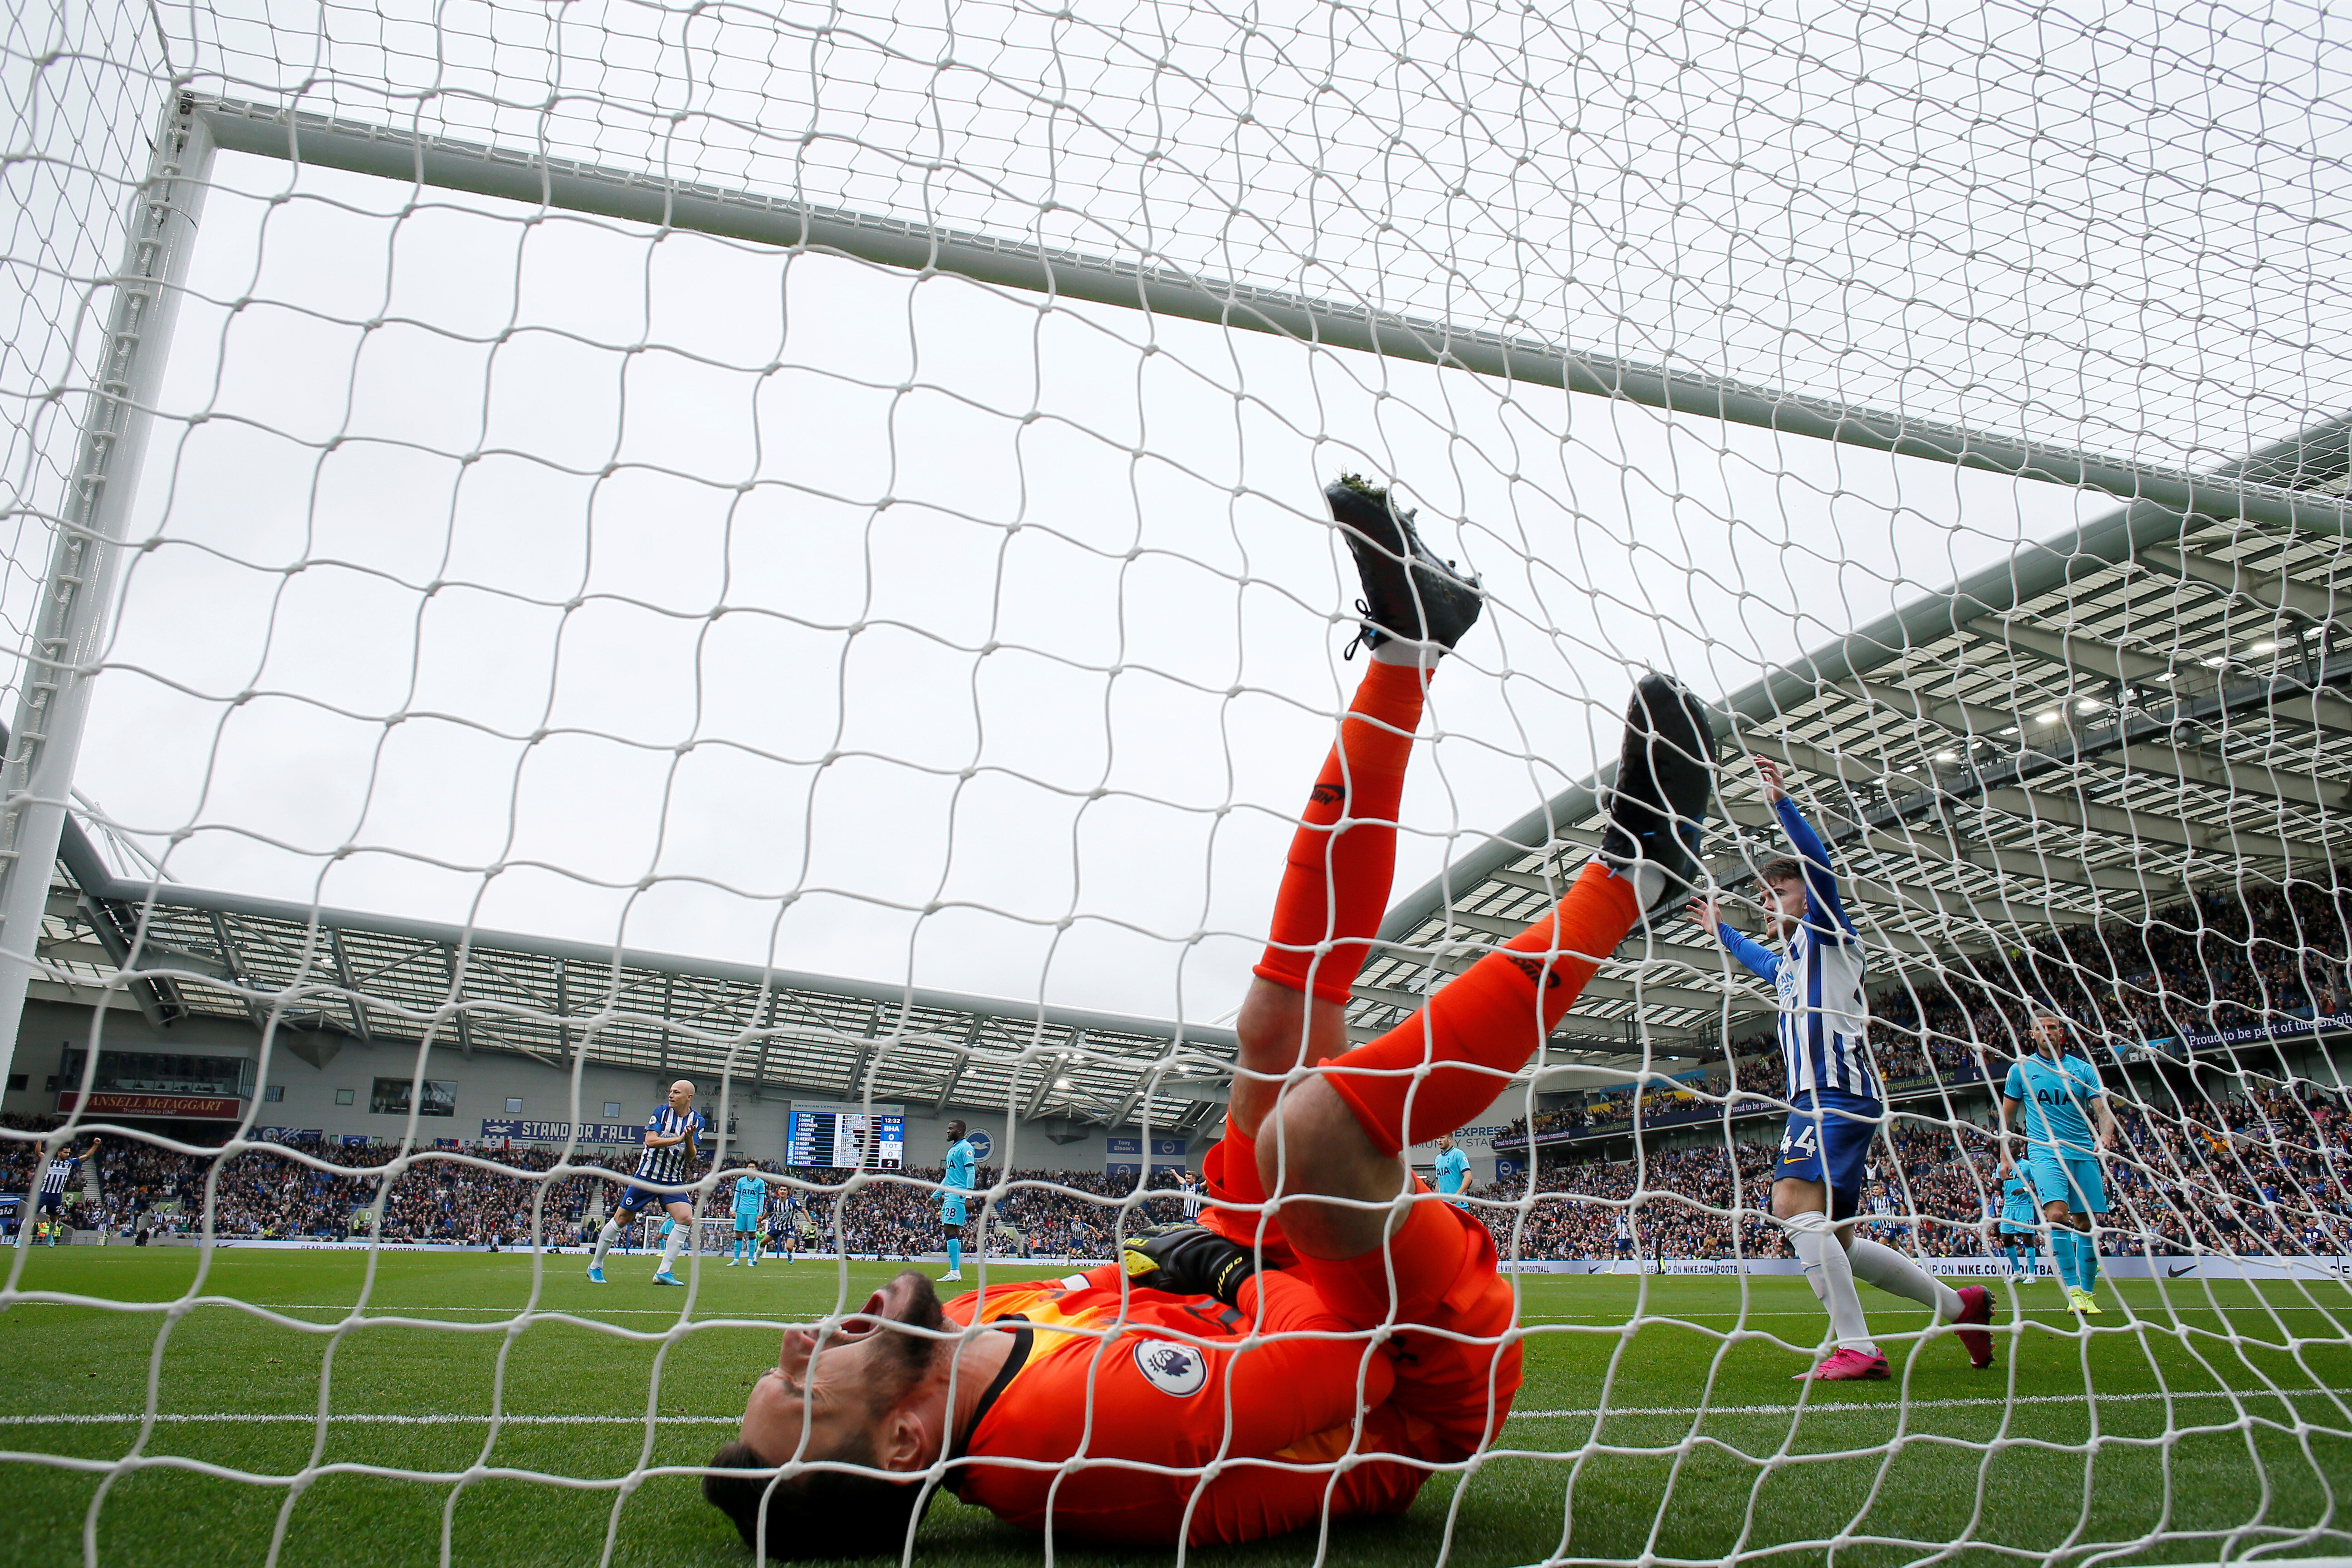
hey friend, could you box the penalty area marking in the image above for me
[2,1389,2329,1429]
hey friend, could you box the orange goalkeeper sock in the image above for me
[1322,861,1642,1155]
[1253,659,1431,1006]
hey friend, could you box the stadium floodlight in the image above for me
[2,1,2350,1564]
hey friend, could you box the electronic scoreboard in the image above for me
[787,1105,906,1169]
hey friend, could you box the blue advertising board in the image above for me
[479,1119,641,1145]
[2171,1009,2352,1053]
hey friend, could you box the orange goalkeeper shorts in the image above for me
[1202,1123,1521,1459]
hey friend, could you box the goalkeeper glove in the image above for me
[1120,1224,1258,1305]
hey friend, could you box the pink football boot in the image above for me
[1953,1284,1997,1370]
[1795,1347,1891,1382]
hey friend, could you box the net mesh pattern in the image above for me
[0,0,2349,1563]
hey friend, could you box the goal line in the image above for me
[1,1387,2330,1426]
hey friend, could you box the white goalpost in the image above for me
[2,0,2350,1564]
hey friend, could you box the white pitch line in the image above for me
[1515,1309,2348,1321]
[4,1390,2333,1431]
[0,1413,738,1426]
[8,1303,792,1317]
[1509,1389,2338,1420]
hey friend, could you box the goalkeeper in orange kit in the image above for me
[704,476,1717,1556]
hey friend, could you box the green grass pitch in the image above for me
[3,1249,2347,1567]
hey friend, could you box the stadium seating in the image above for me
[8,882,2345,1259]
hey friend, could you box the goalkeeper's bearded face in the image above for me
[738,1270,949,1464]
[706,1271,951,1556]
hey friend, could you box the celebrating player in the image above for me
[586,1079,706,1286]
[704,474,1718,1553]
[937,1121,976,1282]
[1998,1005,2118,1316]
[1177,1169,1203,1221]
[24,1135,99,1246]
[1431,1134,1471,1209]
[1688,756,1994,1379]
[729,1160,770,1267]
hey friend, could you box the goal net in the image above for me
[1,0,2349,1563]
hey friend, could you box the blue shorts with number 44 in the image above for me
[1776,1089,1882,1220]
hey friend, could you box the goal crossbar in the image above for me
[190,93,2352,538]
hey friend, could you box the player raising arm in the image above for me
[1999,1005,2119,1316]
[1687,756,1994,1378]
[24,1135,100,1247]
[587,1079,706,1286]
[703,475,1715,1555]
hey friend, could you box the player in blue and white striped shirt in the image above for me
[23,1136,99,1247]
[1690,756,1993,1381]
[587,1080,706,1286]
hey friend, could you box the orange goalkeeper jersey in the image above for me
[939,1265,1481,1545]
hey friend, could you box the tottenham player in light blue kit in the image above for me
[1998,1173,2040,1280]
[938,1119,977,1281]
[1999,1006,2118,1316]
[727,1160,769,1266]
[1431,1134,1471,1208]
[1691,755,1994,1380]
[587,1079,706,1285]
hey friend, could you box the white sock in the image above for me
[1791,1219,1877,1354]
[1848,1236,1964,1320]
[1367,638,1441,669]
[1592,856,1667,911]
[659,1225,686,1274]
[592,1218,620,1265]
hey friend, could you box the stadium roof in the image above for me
[35,822,1238,1137]
[29,412,2352,1123]
[1363,411,2352,1070]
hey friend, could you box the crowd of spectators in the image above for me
[1501,877,2352,1151]
[1464,1079,2349,1261]
[10,878,2352,1263]
[0,1117,1185,1259]
[5,1074,2343,1264]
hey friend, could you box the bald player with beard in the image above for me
[701,476,1718,1557]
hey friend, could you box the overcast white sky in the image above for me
[17,0,2338,1024]
[64,147,2094,1022]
